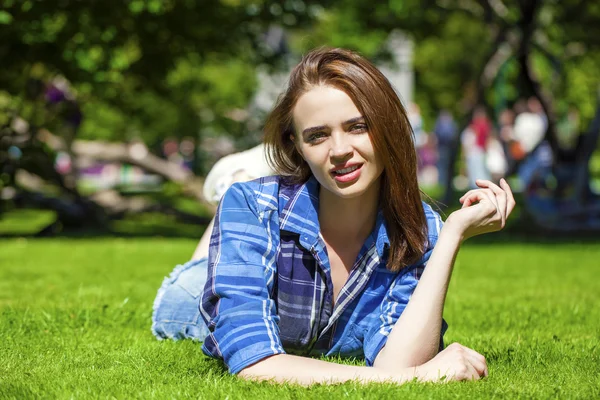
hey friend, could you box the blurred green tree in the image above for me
[1,0,599,234]
[0,0,327,233]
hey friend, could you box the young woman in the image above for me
[151,48,515,385]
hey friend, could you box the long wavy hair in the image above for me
[264,47,427,272]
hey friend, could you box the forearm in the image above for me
[238,354,416,386]
[375,220,464,369]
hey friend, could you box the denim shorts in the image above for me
[151,258,210,341]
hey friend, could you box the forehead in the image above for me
[293,85,361,131]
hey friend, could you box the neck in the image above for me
[318,185,380,244]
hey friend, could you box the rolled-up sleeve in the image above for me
[200,182,285,374]
[363,205,446,366]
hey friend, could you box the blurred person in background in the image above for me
[151,48,515,386]
[433,110,457,188]
[486,130,508,182]
[463,106,492,188]
[497,108,523,171]
[417,132,439,187]
[512,97,553,188]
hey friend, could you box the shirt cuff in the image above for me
[224,343,286,374]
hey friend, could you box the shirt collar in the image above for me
[279,175,321,250]
[279,175,390,257]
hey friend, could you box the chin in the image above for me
[316,172,381,201]
[327,184,370,199]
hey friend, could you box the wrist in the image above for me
[442,214,468,243]
[411,364,429,382]
[386,366,419,384]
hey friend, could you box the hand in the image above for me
[415,342,488,382]
[447,179,516,241]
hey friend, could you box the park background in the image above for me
[0,0,599,398]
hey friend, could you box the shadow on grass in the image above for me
[0,228,209,240]
[0,209,210,240]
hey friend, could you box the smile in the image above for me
[333,165,360,175]
[331,164,363,183]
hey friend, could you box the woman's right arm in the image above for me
[239,345,488,385]
[239,354,411,385]
[372,179,515,377]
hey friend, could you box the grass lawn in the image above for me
[1,236,599,399]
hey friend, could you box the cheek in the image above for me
[298,148,329,175]
[357,136,378,159]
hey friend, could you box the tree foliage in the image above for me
[0,0,329,233]
[291,0,600,129]
[0,0,327,145]
[1,0,599,233]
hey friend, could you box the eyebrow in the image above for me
[301,116,365,136]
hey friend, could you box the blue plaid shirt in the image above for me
[200,175,445,374]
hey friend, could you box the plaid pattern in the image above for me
[200,175,444,374]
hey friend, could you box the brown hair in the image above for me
[264,47,427,272]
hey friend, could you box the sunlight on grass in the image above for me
[0,238,599,398]
[0,209,56,235]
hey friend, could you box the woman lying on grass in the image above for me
[151,47,515,385]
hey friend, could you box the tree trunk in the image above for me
[4,125,215,235]
[38,130,210,206]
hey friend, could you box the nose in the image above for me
[329,132,353,160]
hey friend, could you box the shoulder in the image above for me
[421,201,444,246]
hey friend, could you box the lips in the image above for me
[330,163,363,183]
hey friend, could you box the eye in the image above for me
[306,132,327,144]
[349,123,368,133]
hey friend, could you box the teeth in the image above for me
[335,165,359,174]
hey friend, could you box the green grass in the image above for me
[0,209,56,235]
[1,237,599,399]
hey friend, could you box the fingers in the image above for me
[444,343,488,381]
[469,179,517,228]
[462,347,488,378]
[465,362,481,381]
[449,343,486,379]
[475,179,507,227]
[477,178,516,217]
[460,188,497,215]
[500,178,517,216]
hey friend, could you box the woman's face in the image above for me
[292,85,384,201]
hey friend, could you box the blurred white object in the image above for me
[202,144,275,204]
[486,137,508,177]
[513,112,545,153]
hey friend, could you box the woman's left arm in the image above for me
[373,179,516,371]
